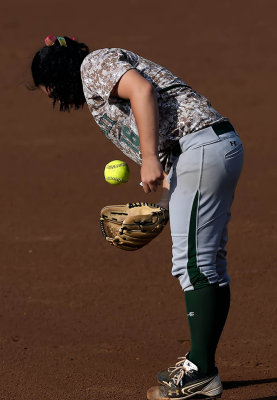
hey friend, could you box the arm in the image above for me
[111,69,163,193]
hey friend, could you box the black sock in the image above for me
[212,284,230,356]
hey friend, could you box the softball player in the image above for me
[31,36,244,399]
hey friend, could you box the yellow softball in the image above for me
[104,160,130,185]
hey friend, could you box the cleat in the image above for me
[150,358,223,399]
[157,355,188,385]
[157,355,217,387]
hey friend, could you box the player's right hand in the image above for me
[141,155,164,193]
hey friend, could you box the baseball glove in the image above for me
[100,202,169,251]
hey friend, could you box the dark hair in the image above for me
[31,36,90,111]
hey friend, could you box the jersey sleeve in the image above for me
[81,48,138,102]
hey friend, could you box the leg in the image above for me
[212,209,233,362]
[169,132,244,375]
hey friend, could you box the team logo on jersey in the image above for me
[98,113,117,136]
[98,113,140,154]
[120,126,140,154]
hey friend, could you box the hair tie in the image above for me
[56,36,67,47]
[44,35,75,47]
[44,35,57,46]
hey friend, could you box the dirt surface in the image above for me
[0,0,276,399]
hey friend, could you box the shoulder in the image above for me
[81,48,138,74]
[81,48,140,101]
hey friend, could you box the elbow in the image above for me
[142,80,155,95]
[131,79,155,100]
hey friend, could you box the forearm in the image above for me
[114,69,163,192]
[129,84,159,159]
[129,83,163,192]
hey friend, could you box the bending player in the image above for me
[31,35,244,399]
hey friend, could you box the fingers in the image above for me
[142,183,151,193]
[140,157,164,193]
[142,177,163,193]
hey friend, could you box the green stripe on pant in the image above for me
[187,191,209,290]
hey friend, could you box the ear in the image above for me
[39,85,52,97]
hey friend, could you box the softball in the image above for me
[104,160,130,185]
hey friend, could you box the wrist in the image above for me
[142,153,159,162]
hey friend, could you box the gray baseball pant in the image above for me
[168,124,244,291]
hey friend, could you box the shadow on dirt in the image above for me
[223,378,277,399]
[223,378,277,390]
[248,397,277,400]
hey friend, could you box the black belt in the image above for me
[171,121,234,157]
[212,120,234,136]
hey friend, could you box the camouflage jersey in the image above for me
[81,48,227,172]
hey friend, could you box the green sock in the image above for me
[185,284,219,375]
[185,284,231,375]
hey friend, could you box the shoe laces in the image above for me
[167,356,190,386]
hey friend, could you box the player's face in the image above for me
[39,85,63,106]
[39,85,74,108]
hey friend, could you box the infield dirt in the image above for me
[0,1,276,399]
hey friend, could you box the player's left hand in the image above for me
[141,155,164,193]
[100,202,169,251]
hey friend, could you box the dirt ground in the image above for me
[0,0,276,399]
